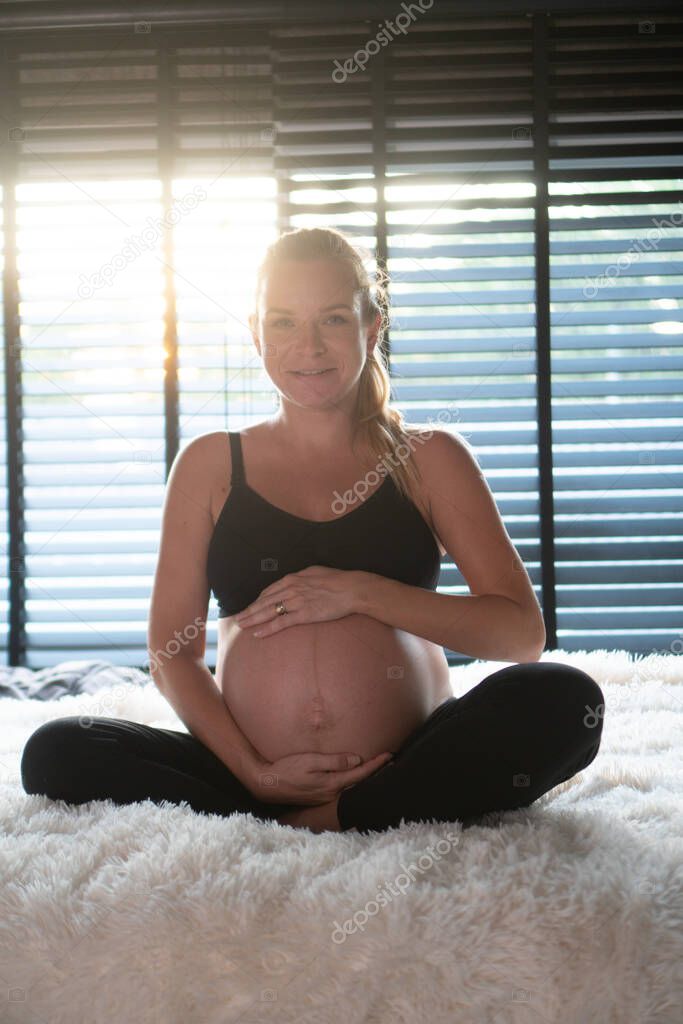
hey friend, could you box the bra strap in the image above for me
[228,431,246,486]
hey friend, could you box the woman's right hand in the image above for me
[246,750,394,806]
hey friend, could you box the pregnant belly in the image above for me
[215,614,453,764]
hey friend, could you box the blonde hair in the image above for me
[252,226,432,506]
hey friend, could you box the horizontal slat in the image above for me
[390,331,683,354]
[28,601,154,622]
[391,355,683,376]
[555,540,682,559]
[559,585,683,606]
[555,562,683,584]
[391,380,681,399]
[547,166,683,181]
[559,609,683,629]
[23,642,153,668]
[554,630,683,650]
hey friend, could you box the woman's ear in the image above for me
[365,310,382,357]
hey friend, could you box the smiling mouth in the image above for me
[289,368,336,376]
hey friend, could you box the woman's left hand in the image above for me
[234,566,365,637]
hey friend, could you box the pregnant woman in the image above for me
[21,227,605,834]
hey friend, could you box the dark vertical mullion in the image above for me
[532,13,557,651]
[273,83,288,236]
[275,168,289,236]
[157,41,180,478]
[371,47,390,373]
[1,44,26,667]
[271,34,290,238]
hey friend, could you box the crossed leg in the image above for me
[20,662,604,837]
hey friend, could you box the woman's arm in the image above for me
[147,433,268,789]
[355,574,544,663]
[151,653,268,787]
[357,429,546,662]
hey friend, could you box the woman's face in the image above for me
[249,258,379,412]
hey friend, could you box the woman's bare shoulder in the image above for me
[182,430,229,470]
[188,425,272,518]
[174,432,231,526]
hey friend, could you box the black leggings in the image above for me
[20,661,605,834]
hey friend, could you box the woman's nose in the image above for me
[293,322,326,351]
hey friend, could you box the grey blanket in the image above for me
[0,660,151,701]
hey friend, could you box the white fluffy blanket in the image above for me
[1,650,682,1024]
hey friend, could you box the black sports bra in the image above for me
[206,431,442,617]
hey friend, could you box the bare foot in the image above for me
[277,797,341,833]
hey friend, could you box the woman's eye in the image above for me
[270,315,346,328]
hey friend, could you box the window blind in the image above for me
[0,8,681,668]
[546,14,683,653]
[6,39,166,666]
[173,34,278,441]
[376,16,540,664]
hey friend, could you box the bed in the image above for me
[1,649,682,1023]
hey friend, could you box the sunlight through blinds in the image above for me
[0,10,681,667]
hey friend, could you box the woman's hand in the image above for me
[234,566,367,638]
[246,749,394,806]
